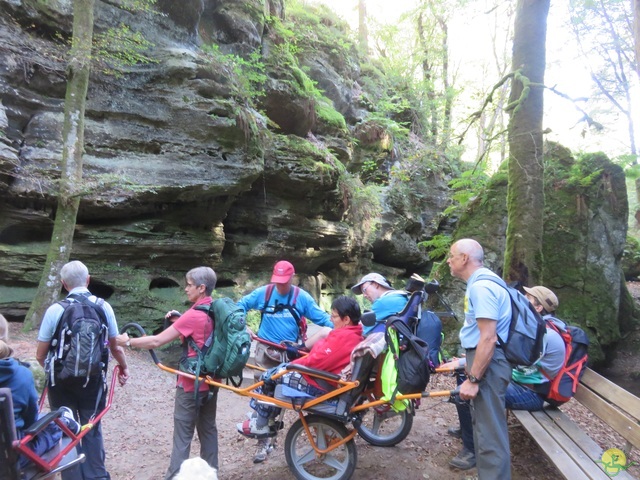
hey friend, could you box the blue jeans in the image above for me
[17,420,63,469]
[454,373,475,453]
[505,382,546,411]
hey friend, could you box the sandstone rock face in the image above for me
[433,144,635,365]
[0,0,449,328]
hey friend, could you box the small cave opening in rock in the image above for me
[149,277,180,290]
[88,280,115,300]
[0,225,52,245]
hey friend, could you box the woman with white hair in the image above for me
[117,266,219,480]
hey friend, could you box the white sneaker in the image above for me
[58,406,80,435]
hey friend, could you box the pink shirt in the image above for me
[173,297,213,392]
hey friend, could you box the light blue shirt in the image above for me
[364,291,409,336]
[459,268,512,349]
[37,287,119,342]
[512,325,566,384]
[239,285,332,344]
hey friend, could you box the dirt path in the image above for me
[7,322,639,480]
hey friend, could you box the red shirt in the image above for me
[292,324,363,389]
[172,297,213,392]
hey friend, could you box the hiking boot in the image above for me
[237,417,275,439]
[58,406,81,435]
[253,439,273,464]
[449,448,476,470]
[447,425,462,439]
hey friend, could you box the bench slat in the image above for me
[513,410,609,480]
[581,369,640,421]
[512,409,593,480]
[574,382,640,450]
[544,408,636,480]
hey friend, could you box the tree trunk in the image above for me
[503,0,549,285]
[634,0,640,80]
[24,0,95,329]
[358,0,368,55]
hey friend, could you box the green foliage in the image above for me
[316,97,347,131]
[619,155,640,179]
[201,44,266,105]
[93,24,156,77]
[418,234,452,260]
[245,310,261,332]
[444,169,489,216]
[338,172,382,250]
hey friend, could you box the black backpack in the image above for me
[50,293,109,386]
[385,316,431,395]
[260,284,307,341]
[474,274,547,367]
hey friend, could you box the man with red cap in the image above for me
[238,260,333,463]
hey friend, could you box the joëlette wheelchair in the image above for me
[0,366,123,480]
[122,287,457,480]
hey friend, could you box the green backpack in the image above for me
[180,297,251,388]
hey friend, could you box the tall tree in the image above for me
[503,0,550,284]
[634,0,640,82]
[569,0,637,157]
[24,0,95,329]
[358,0,368,55]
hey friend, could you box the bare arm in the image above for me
[116,325,181,350]
[36,341,49,367]
[109,338,130,386]
[459,318,497,400]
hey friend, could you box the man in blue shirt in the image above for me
[351,273,408,335]
[447,239,512,480]
[443,284,566,471]
[238,260,332,463]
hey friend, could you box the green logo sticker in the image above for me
[597,448,637,477]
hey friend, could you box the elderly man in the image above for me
[443,284,567,470]
[351,273,408,335]
[36,260,129,480]
[446,239,512,479]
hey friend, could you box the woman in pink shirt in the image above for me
[117,266,218,480]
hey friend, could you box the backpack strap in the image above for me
[184,304,214,396]
[259,285,305,341]
[471,274,516,347]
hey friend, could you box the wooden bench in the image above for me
[511,368,640,479]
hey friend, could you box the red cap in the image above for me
[271,260,295,283]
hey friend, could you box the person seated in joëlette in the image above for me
[236,296,363,438]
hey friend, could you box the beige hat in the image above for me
[351,273,392,295]
[523,286,559,311]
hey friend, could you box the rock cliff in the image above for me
[0,0,451,327]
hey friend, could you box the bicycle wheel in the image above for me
[355,399,413,447]
[284,414,357,480]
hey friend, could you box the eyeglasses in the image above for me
[362,283,372,294]
[330,312,341,320]
[447,252,463,260]
[185,282,200,289]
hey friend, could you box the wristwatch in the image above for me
[467,373,481,384]
[126,339,131,348]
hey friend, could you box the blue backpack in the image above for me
[474,274,547,367]
[415,310,444,368]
